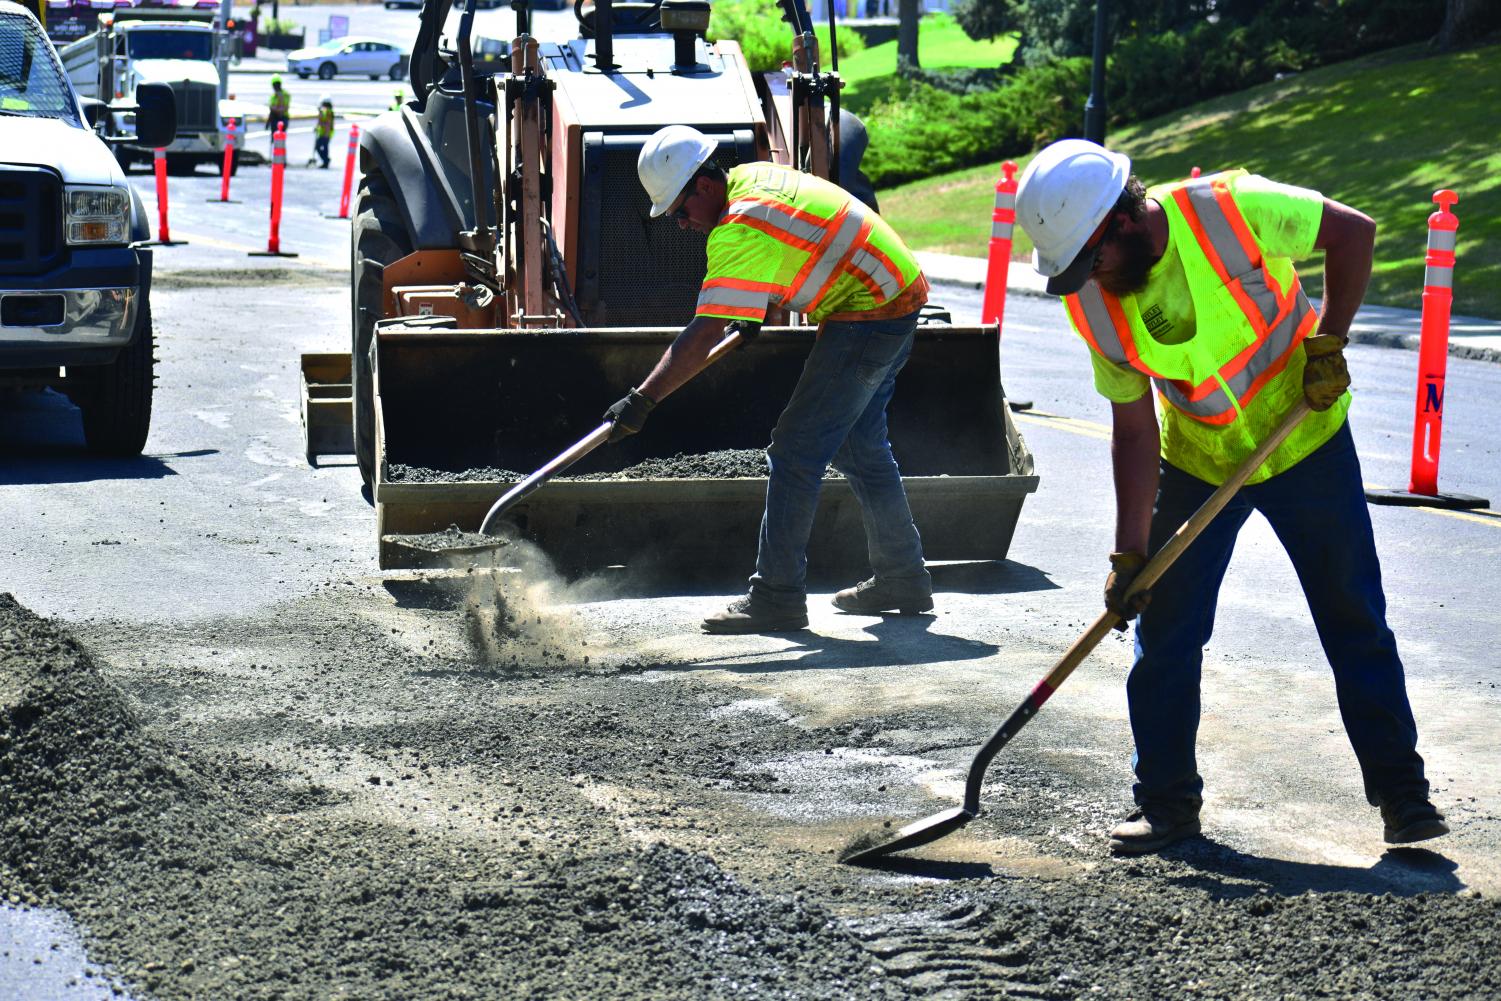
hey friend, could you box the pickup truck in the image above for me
[0,0,174,454]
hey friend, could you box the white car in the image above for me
[286,37,408,81]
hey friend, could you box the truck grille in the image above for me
[0,167,63,276]
[173,80,218,134]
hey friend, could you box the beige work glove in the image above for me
[1302,333,1350,412]
[1104,551,1151,631]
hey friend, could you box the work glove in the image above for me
[728,319,761,350]
[1104,551,1151,631]
[1302,333,1350,412]
[603,388,656,443]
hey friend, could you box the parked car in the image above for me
[286,36,408,81]
[383,0,503,8]
[0,0,176,455]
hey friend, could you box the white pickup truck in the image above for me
[0,0,175,454]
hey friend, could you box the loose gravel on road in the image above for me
[3,590,1498,1000]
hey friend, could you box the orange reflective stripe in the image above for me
[696,303,767,320]
[860,240,906,295]
[1174,185,1263,333]
[702,276,785,296]
[724,213,821,253]
[805,215,871,313]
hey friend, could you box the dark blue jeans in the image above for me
[1129,421,1428,818]
[749,310,929,610]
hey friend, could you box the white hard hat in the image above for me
[1015,139,1132,296]
[637,125,718,218]
[320,94,332,105]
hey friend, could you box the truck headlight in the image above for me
[65,186,130,245]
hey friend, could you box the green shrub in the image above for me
[862,57,1089,187]
[708,0,863,74]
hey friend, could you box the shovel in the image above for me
[388,322,752,561]
[840,399,1313,865]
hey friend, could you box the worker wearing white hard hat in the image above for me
[1014,138,1445,857]
[609,125,935,634]
[311,94,335,169]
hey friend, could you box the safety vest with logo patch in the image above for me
[1062,170,1349,485]
[695,163,926,325]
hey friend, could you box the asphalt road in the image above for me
[3,161,1500,995]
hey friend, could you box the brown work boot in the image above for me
[1381,798,1449,845]
[1108,807,1201,856]
[832,576,933,615]
[702,596,808,635]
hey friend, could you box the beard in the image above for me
[1096,224,1159,297]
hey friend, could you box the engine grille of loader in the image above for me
[579,135,747,328]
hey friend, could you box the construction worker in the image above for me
[310,95,334,168]
[267,74,290,138]
[610,125,933,634]
[1014,139,1447,855]
[390,88,404,111]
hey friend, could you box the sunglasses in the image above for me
[668,190,694,222]
[1086,213,1120,273]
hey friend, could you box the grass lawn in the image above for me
[879,42,1501,317]
[837,14,1017,111]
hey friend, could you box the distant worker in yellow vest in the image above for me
[607,125,933,634]
[310,95,334,168]
[1015,139,1446,855]
[390,88,403,111]
[267,74,291,137]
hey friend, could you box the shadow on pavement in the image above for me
[1159,836,1463,898]
[692,615,1000,673]
[0,390,216,484]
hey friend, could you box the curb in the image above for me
[919,254,1501,366]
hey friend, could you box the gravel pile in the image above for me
[387,450,844,483]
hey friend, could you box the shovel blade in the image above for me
[838,806,975,866]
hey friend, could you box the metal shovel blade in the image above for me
[385,529,514,564]
[838,806,975,865]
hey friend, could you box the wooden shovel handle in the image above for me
[961,399,1313,812]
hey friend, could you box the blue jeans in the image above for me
[749,311,929,610]
[1129,421,1428,818]
[313,134,331,167]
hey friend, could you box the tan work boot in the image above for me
[702,596,808,635]
[832,576,933,615]
[1108,808,1201,856]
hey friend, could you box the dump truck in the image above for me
[302,0,1037,572]
[58,6,238,174]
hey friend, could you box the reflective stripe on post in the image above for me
[981,160,1018,330]
[268,123,286,254]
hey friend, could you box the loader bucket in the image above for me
[373,322,1038,572]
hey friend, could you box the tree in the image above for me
[1435,0,1501,50]
[897,0,921,68]
[953,0,1019,42]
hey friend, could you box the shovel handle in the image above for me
[476,325,749,534]
[961,399,1313,813]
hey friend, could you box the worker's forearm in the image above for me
[636,317,730,402]
[1313,199,1376,344]
[1110,398,1161,555]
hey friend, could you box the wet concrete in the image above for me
[4,591,1498,1000]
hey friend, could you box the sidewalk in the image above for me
[917,250,1501,364]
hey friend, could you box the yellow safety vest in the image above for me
[269,89,290,113]
[696,163,925,324]
[315,106,334,138]
[1062,170,1348,484]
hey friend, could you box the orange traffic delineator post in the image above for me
[1366,190,1488,510]
[981,160,1031,412]
[208,118,241,203]
[981,160,1017,330]
[1190,165,1201,178]
[328,123,360,220]
[250,123,299,258]
[140,147,187,246]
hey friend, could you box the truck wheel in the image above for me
[77,300,154,457]
[351,172,412,490]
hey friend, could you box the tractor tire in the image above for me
[75,300,154,456]
[351,172,412,490]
